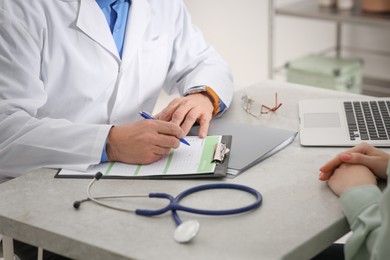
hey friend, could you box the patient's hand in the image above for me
[327,163,377,196]
[319,142,389,181]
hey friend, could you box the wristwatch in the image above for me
[184,85,221,116]
[184,85,208,95]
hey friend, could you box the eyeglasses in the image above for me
[241,93,282,118]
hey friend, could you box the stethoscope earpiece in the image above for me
[73,200,82,209]
[94,171,103,180]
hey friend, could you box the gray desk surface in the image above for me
[0,80,364,259]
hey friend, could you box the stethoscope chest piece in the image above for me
[174,220,200,243]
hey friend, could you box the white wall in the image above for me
[184,0,269,89]
[155,0,389,112]
[184,0,390,92]
[274,0,336,69]
[156,0,267,112]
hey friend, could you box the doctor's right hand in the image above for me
[105,120,183,164]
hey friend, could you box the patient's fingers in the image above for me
[319,153,353,180]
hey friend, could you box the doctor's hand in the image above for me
[319,142,389,181]
[106,120,183,164]
[154,93,214,138]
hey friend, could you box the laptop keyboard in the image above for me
[344,101,390,141]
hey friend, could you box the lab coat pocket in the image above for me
[138,34,170,108]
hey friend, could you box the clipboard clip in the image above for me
[212,142,230,164]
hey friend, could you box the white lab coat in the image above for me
[0,0,233,179]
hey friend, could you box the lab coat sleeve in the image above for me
[0,8,111,177]
[162,0,234,109]
[340,163,390,260]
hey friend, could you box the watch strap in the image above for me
[185,86,221,116]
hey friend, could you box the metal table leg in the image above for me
[2,235,14,260]
[38,247,43,260]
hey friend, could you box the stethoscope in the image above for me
[73,172,262,243]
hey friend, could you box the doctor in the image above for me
[0,0,234,183]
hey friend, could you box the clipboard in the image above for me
[55,135,232,179]
[190,120,297,177]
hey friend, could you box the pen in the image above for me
[139,111,191,146]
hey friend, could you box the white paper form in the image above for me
[57,136,221,178]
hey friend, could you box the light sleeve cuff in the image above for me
[340,184,382,227]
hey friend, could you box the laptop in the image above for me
[299,98,390,147]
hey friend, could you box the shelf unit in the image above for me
[268,0,390,96]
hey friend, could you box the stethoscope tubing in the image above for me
[136,183,262,216]
[175,183,262,215]
[76,173,262,227]
[135,183,262,226]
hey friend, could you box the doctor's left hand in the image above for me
[155,94,214,138]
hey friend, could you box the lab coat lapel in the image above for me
[76,0,120,61]
[121,0,152,67]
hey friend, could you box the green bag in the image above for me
[286,54,363,93]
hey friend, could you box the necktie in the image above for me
[96,0,130,57]
[108,0,119,33]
